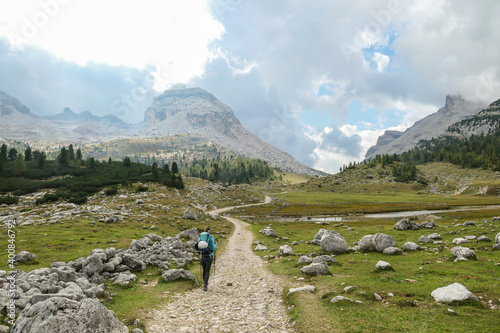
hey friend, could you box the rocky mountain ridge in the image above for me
[0,88,325,177]
[446,98,500,137]
[365,95,485,160]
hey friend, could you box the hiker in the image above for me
[198,226,218,291]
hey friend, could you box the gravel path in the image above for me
[146,200,295,333]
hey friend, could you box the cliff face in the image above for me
[446,98,500,137]
[0,90,32,116]
[139,87,326,176]
[365,95,485,160]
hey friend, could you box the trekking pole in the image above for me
[213,250,216,276]
[199,252,203,286]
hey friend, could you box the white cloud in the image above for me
[372,52,390,72]
[0,0,224,91]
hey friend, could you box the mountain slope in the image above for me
[0,91,130,142]
[447,98,500,137]
[137,87,326,176]
[366,95,485,159]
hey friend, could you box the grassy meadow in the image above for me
[248,208,500,333]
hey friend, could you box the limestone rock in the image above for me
[383,247,402,255]
[82,254,103,277]
[394,218,420,231]
[300,263,329,276]
[403,242,420,251]
[287,285,315,295]
[278,245,294,256]
[452,238,469,245]
[330,295,354,304]
[375,260,394,271]
[312,255,338,265]
[451,246,476,261]
[359,233,395,252]
[476,235,491,242]
[297,256,313,264]
[13,251,36,262]
[418,235,432,243]
[320,231,349,253]
[182,208,198,220]
[495,232,500,244]
[177,228,199,243]
[428,233,441,240]
[254,244,268,251]
[431,283,478,302]
[114,271,138,286]
[161,269,198,285]
[11,297,128,333]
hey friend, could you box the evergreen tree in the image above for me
[24,146,32,161]
[152,162,159,180]
[172,161,179,174]
[163,163,170,174]
[68,144,75,161]
[36,151,46,169]
[213,162,219,181]
[0,144,7,161]
[76,148,83,161]
[14,153,26,176]
[123,156,131,167]
[108,157,112,164]
[57,147,69,166]
[8,148,17,161]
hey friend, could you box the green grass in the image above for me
[0,179,237,332]
[248,209,500,333]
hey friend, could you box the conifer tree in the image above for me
[24,146,32,161]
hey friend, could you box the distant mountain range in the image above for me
[0,88,326,177]
[365,95,486,160]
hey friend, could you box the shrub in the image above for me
[135,185,148,193]
[105,186,118,196]
[0,196,19,205]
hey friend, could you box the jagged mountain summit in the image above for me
[136,87,325,176]
[365,95,485,160]
[0,91,130,142]
[0,88,325,176]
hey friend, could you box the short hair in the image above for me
[204,226,210,232]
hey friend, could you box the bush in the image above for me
[0,196,19,205]
[105,186,118,196]
[135,185,148,193]
[69,196,87,204]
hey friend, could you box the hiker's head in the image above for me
[204,226,211,233]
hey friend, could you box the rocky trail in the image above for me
[146,197,295,333]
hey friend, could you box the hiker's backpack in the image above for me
[194,233,212,254]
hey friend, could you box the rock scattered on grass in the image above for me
[287,285,315,295]
[375,260,394,271]
[431,283,478,302]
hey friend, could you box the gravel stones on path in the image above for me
[146,215,294,333]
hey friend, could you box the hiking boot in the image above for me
[203,284,207,291]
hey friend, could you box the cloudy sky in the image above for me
[1,0,499,173]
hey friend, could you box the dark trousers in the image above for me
[201,255,213,287]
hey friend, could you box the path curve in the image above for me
[146,196,294,333]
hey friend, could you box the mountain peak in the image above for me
[0,90,32,116]
[144,87,240,129]
[365,94,485,160]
